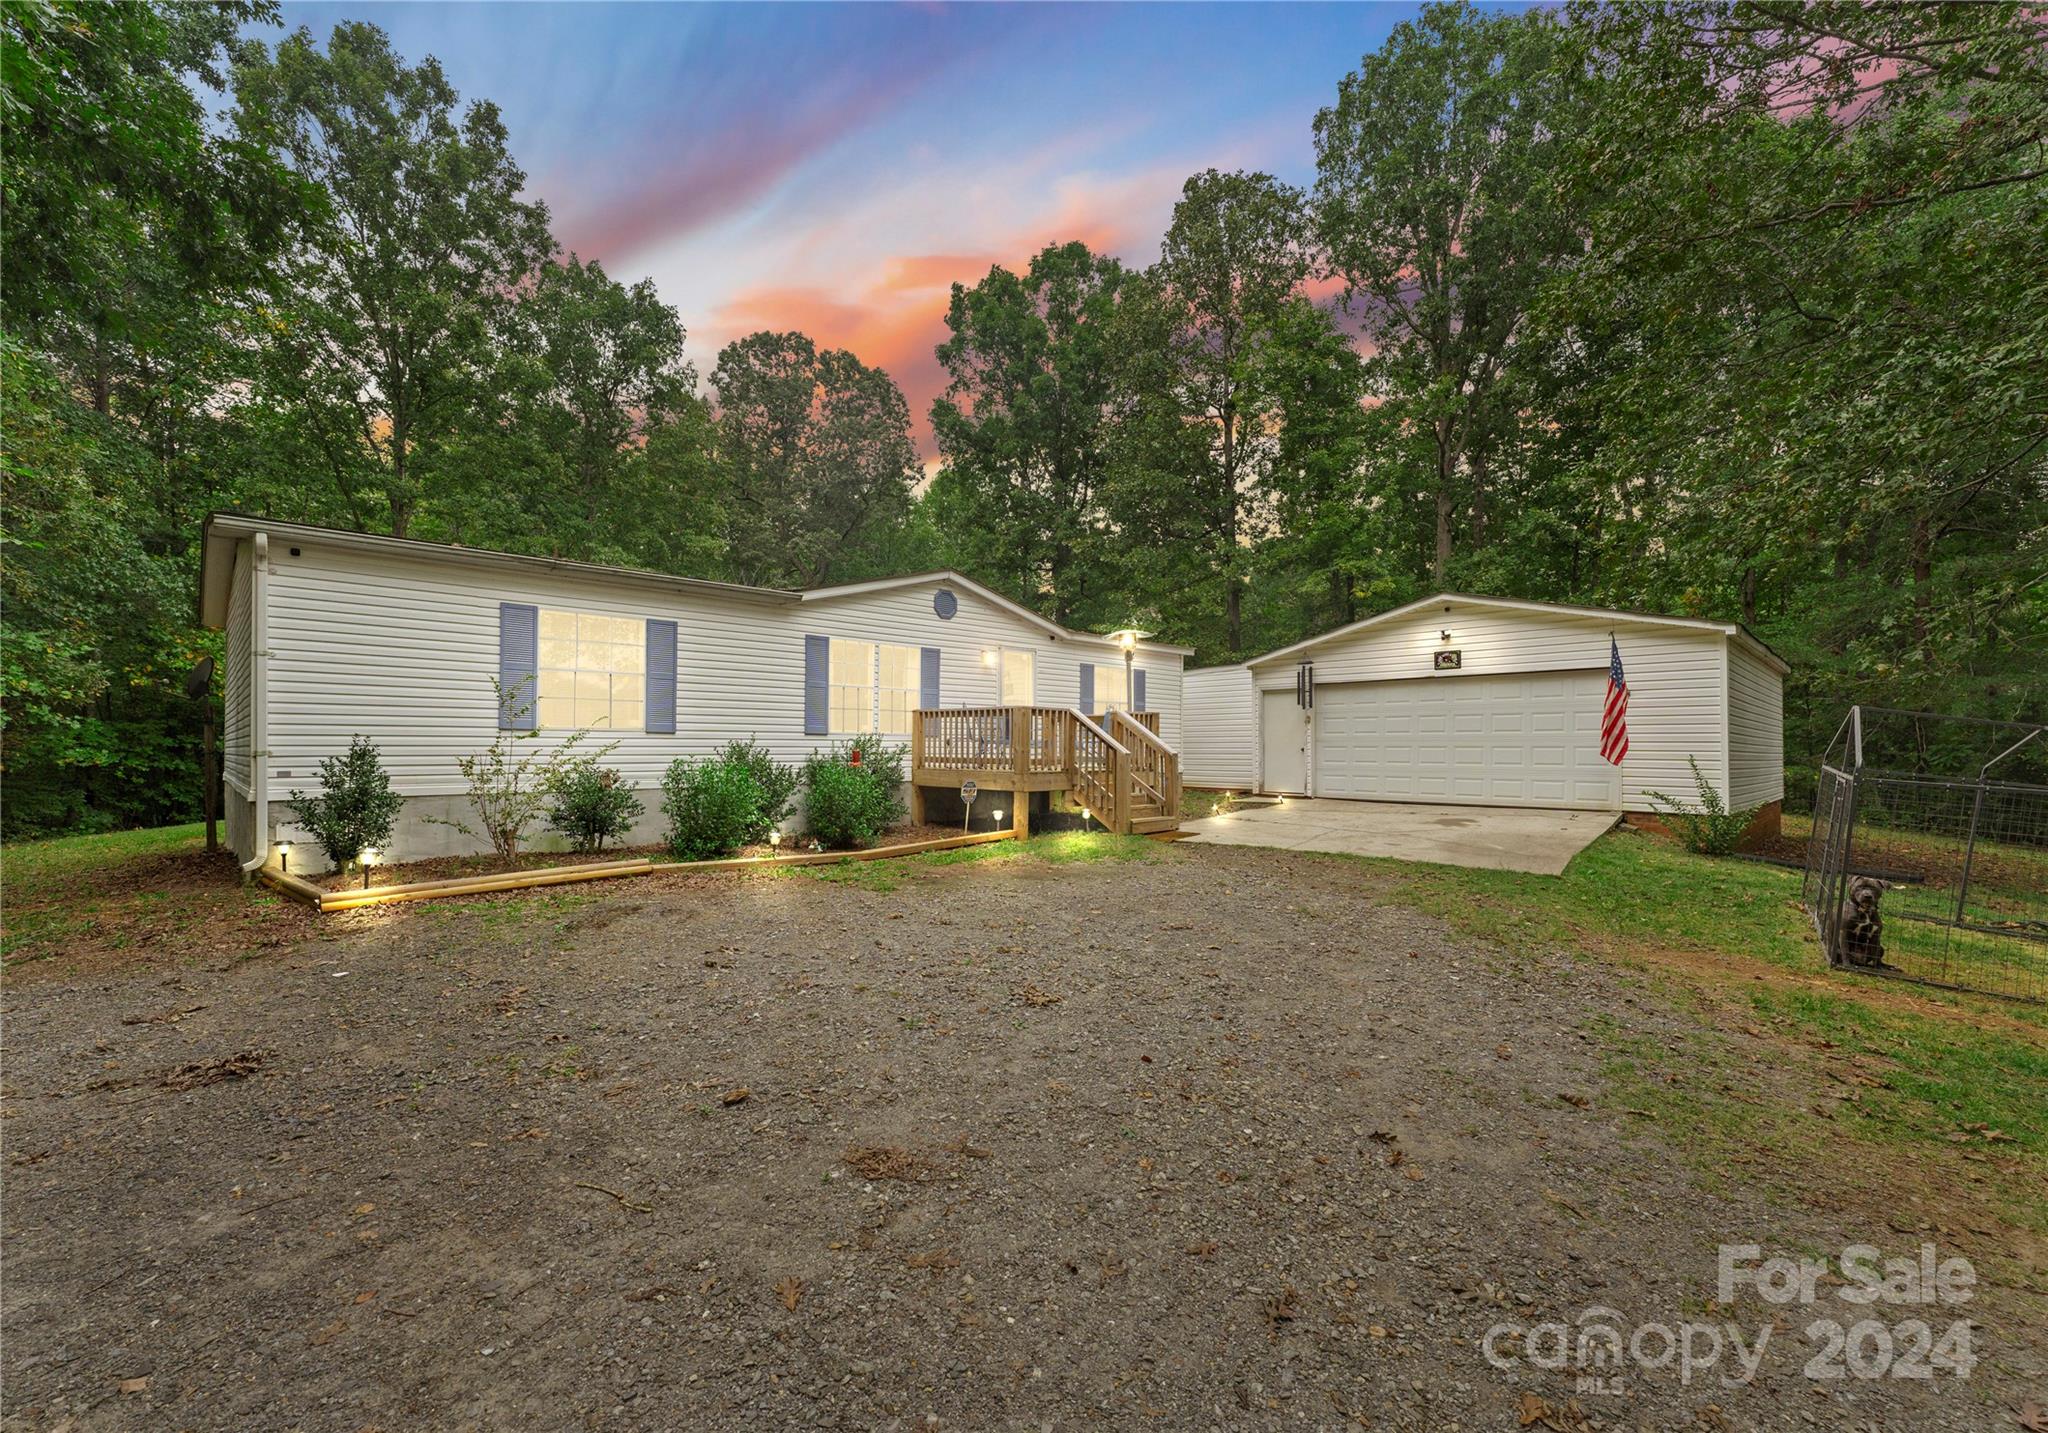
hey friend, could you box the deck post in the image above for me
[1011,706,1031,838]
[909,709,927,823]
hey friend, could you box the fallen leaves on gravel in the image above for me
[843,1145,928,1181]
[1516,1391,1593,1430]
[775,1276,805,1312]
[720,1087,751,1105]
[2014,1400,2048,1432]
[1013,982,1062,1007]
[157,1048,271,1090]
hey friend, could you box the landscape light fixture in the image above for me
[992,808,1004,827]
[768,829,782,849]
[359,847,379,890]
[277,841,291,874]
[1080,806,1091,829]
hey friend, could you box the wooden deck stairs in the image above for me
[909,706,1183,837]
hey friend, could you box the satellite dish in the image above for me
[184,657,216,702]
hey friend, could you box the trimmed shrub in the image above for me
[544,753,644,853]
[662,754,763,860]
[287,735,404,869]
[800,740,907,850]
[717,738,798,843]
[1646,755,1763,856]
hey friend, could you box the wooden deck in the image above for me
[909,707,1182,836]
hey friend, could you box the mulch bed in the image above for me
[310,824,985,892]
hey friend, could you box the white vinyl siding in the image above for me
[537,609,645,731]
[1726,642,1785,809]
[1181,665,1256,788]
[1248,603,1739,810]
[223,542,253,796]
[253,544,1185,808]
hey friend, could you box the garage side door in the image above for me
[1314,672,1621,809]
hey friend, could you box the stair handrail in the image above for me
[1068,709,1132,831]
[1109,710,1180,820]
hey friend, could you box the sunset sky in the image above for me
[271,3,1428,455]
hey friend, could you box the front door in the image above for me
[1260,688,1308,794]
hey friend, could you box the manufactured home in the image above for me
[1182,593,1787,836]
[199,515,1192,872]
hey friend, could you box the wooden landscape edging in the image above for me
[257,828,1016,913]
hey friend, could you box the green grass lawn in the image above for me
[1347,829,2048,1232]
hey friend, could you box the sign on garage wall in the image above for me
[1434,649,1463,671]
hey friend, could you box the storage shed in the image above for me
[1185,593,1787,831]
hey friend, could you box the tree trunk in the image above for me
[1469,445,1490,548]
[1909,514,1934,661]
[1740,565,1759,627]
[1225,581,1243,659]
[1433,417,1455,584]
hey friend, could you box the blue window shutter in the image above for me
[1078,663,1094,713]
[645,620,677,733]
[804,635,828,735]
[1133,667,1147,712]
[499,602,538,730]
[920,646,940,710]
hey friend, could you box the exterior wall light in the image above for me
[1440,630,1453,643]
[982,649,998,667]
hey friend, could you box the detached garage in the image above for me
[1185,593,1787,834]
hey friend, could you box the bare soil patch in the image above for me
[5,844,2039,1430]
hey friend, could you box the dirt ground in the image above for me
[5,843,2042,1431]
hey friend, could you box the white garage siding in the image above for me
[1244,596,1786,812]
[1313,672,1622,809]
[1181,665,1257,788]
[205,521,1185,862]
[1727,642,1785,809]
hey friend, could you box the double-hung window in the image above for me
[1093,662,1129,713]
[537,609,645,730]
[828,638,920,736]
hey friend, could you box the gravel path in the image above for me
[4,844,2035,1430]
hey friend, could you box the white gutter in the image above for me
[239,532,270,876]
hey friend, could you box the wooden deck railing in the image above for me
[909,705,1178,835]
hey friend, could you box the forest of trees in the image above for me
[3,1,2043,835]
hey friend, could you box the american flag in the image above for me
[1600,636,1630,765]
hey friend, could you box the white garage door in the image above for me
[1314,671,1621,810]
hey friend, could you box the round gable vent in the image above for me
[933,589,958,620]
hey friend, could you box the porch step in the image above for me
[1129,814,1179,834]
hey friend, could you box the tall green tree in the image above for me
[709,332,918,588]
[232,21,556,537]
[1313,0,1576,583]
[1557,0,2048,758]
[929,242,1126,625]
[1102,169,1323,657]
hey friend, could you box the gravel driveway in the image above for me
[4,843,2034,1430]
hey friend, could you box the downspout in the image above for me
[239,532,271,876]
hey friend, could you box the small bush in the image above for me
[433,678,600,862]
[662,755,763,860]
[287,735,404,869]
[1647,756,1763,857]
[717,738,798,842]
[801,740,907,850]
[544,754,644,853]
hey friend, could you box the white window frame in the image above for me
[829,638,919,736]
[537,608,645,731]
[999,648,1035,706]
